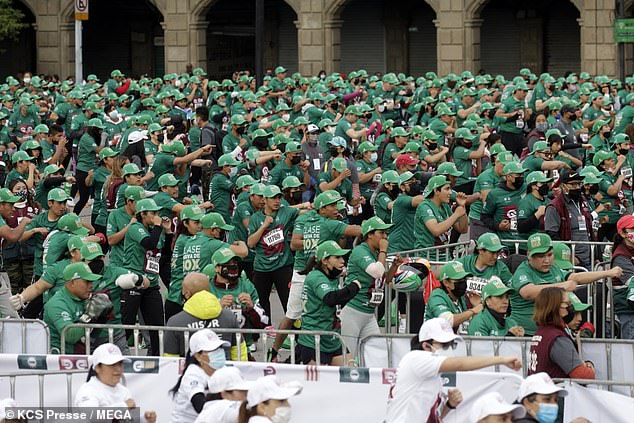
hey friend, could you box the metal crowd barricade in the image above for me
[1,369,85,408]
[0,318,50,354]
[60,324,348,365]
[554,378,634,397]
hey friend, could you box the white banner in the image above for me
[563,381,634,422]
[0,354,631,423]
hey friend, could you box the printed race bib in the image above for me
[144,251,161,274]
[262,228,284,247]
[515,119,524,129]
[368,289,384,307]
[580,133,589,142]
[372,173,382,183]
[578,215,587,232]
[466,277,488,296]
[503,205,518,231]
[621,167,633,178]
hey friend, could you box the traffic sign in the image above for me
[614,18,634,43]
[75,0,89,21]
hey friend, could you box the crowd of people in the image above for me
[0,65,631,420]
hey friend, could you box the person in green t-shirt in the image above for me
[414,175,468,261]
[268,141,311,188]
[510,233,622,335]
[518,171,552,238]
[210,153,240,222]
[74,118,104,214]
[229,182,265,280]
[387,171,425,254]
[425,261,481,334]
[468,278,524,337]
[370,170,399,224]
[355,141,382,208]
[450,128,488,194]
[494,83,528,157]
[86,147,118,233]
[5,150,36,189]
[298,241,361,365]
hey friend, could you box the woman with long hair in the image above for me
[237,376,301,423]
[103,155,128,212]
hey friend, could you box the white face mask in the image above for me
[270,406,292,423]
[174,79,182,88]
[377,104,386,113]
[23,77,31,84]
[369,152,378,162]
[229,167,238,178]
[432,345,456,358]
[282,113,290,122]
[109,110,120,120]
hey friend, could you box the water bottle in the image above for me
[602,245,612,263]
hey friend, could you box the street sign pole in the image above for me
[74,0,89,84]
[618,0,625,81]
[255,0,264,87]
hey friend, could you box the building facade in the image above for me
[6,0,634,80]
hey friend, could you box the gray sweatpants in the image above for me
[0,272,19,318]
[340,305,380,361]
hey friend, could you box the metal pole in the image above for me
[618,0,625,81]
[255,0,264,86]
[75,19,83,83]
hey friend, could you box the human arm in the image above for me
[519,280,578,300]
[173,145,213,165]
[323,280,361,307]
[549,336,595,379]
[107,217,136,246]
[229,241,248,257]
[569,267,622,286]
[439,355,522,373]
[10,278,53,307]
[139,223,164,250]
[0,218,31,243]
[247,215,274,248]
[319,169,351,192]
[19,225,48,241]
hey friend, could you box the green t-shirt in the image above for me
[315,171,353,199]
[334,118,353,144]
[146,153,176,191]
[452,145,476,186]
[382,143,401,170]
[76,133,98,172]
[481,184,526,247]
[522,155,544,172]
[468,168,500,221]
[229,198,257,262]
[269,161,305,187]
[209,173,235,223]
[123,222,165,287]
[498,96,525,134]
[42,230,71,274]
[153,191,179,221]
[517,193,548,237]
[92,167,111,226]
[43,286,87,354]
[41,258,71,304]
[248,207,299,272]
[26,211,60,277]
[344,242,382,314]
[414,199,453,260]
[387,195,417,253]
[209,275,261,335]
[374,192,393,224]
[299,269,343,352]
[598,173,623,224]
[182,232,228,274]
[468,308,518,336]
[106,207,132,267]
[424,288,466,321]
[356,159,380,200]
[167,233,195,305]
[144,140,160,158]
[510,261,569,335]
[293,211,347,272]
[582,105,604,124]
[4,169,27,188]
[457,254,513,287]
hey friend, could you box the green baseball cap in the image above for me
[496,151,515,165]
[527,233,553,257]
[11,151,33,164]
[250,183,266,196]
[43,164,63,178]
[163,141,186,157]
[135,198,161,213]
[545,128,563,140]
[316,240,350,261]
[201,212,234,230]
[47,187,71,203]
[332,157,348,172]
[98,147,118,160]
[440,261,472,281]
[358,141,378,154]
[391,127,410,137]
[218,154,241,167]
[158,173,179,187]
[613,133,631,145]
[80,242,105,260]
[212,247,240,266]
[314,190,342,209]
[180,204,204,221]
[236,175,258,190]
[552,241,573,270]
[148,123,163,133]
[436,162,464,177]
[57,213,89,235]
[477,233,505,252]
[0,188,20,204]
[67,235,86,252]
[87,118,105,129]
[593,150,617,167]
[122,163,143,177]
[503,161,526,175]
[526,171,553,185]
[568,292,591,311]
[592,119,610,134]
[361,216,392,236]
[124,185,145,201]
[381,170,400,185]
[583,174,602,184]
[284,141,302,154]
[482,278,512,302]
[282,176,303,189]
[489,144,507,156]
[455,127,476,141]
[399,171,416,186]
[402,141,422,154]
[531,141,550,154]
[423,175,450,197]
[263,185,283,198]
[63,262,101,282]
[33,124,49,135]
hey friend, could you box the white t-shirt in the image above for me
[170,364,209,423]
[384,350,447,423]
[248,416,272,423]
[74,377,131,408]
[195,399,241,423]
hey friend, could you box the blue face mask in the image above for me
[535,403,558,423]
[208,349,226,370]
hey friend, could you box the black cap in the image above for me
[560,170,583,184]
[561,104,576,114]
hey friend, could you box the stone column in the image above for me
[58,21,74,78]
[464,18,483,73]
[580,0,618,76]
[297,0,326,75]
[435,2,467,75]
[324,19,342,73]
[189,18,209,70]
[162,0,209,74]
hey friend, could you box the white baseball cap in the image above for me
[208,366,253,393]
[471,392,525,421]
[518,373,568,401]
[189,329,230,354]
[246,376,302,409]
[418,318,462,343]
[0,398,17,420]
[90,343,130,366]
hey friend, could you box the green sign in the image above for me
[615,18,634,43]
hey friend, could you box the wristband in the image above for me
[446,401,456,410]
[379,251,387,254]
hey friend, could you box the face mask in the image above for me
[538,184,550,197]
[427,142,438,151]
[620,148,630,155]
[228,167,238,178]
[536,123,548,132]
[291,155,302,165]
[452,279,467,298]
[236,126,246,135]
[157,134,165,143]
[88,259,105,275]
[569,113,578,121]
[23,77,31,84]
[174,79,182,88]
[369,152,378,162]
[329,146,339,157]
[568,188,582,201]
[326,266,343,279]
[512,177,524,189]
[388,186,399,198]
[462,140,473,149]
[220,264,240,280]
[432,345,456,358]
[290,190,303,205]
[253,137,269,150]
[603,131,612,139]
[207,348,226,370]
[282,113,290,122]
[378,104,386,113]
[588,184,600,195]
[271,406,292,423]
[408,181,421,196]
[16,189,28,201]
[108,110,119,120]
[535,403,558,423]
[563,304,576,324]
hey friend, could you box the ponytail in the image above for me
[169,350,200,397]
[86,365,97,382]
[238,400,258,423]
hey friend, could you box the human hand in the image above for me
[447,389,463,409]
[509,326,525,337]
[238,293,253,310]
[221,295,234,308]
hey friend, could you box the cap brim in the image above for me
[72,226,90,235]
[482,244,505,252]
[83,273,102,281]
[220,224,235,231]
[267,385,303,401]
[529,247,551,256]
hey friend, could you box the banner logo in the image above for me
[339,367,369,384]
[124,358,159,374]
[305,365,319,382]
[58,356,88,370]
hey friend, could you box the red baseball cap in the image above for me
[395,154,419,167]
[617,215,634,233]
